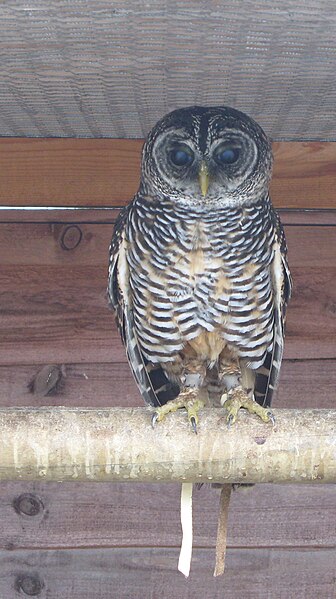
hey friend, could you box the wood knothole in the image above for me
[59,225,83,251]
[14,573,44,596]
[13,493,44,518]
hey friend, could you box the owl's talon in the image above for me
[222,386,275,426]
[227,414,234,429]
[267,411,276,426]
[150,394,205,430]
[151,412,159,428]
[190,416,198,434]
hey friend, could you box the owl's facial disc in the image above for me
[144,108,273,207]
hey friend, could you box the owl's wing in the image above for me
[108,205,176,407]
[254,209,292,407]
[108,206,129,313]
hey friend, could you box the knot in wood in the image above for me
[60,224,82,251]
[13,493,44,517]
[15,573,44,596]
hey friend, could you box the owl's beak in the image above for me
[199,161,209,197]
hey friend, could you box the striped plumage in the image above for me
[108,106,291,416]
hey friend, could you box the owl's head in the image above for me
[140,106,273,208]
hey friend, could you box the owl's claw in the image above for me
[190,416,198,435]
[151,392,205,432]
[226,414,234,429]
[222,386,275,426]
[151,412,159,428]
[267,411,276,426]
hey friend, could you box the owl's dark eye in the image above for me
[169,145,194,167]
[215,146,240,165]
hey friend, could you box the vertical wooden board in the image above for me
[0,548,335,599]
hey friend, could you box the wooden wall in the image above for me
[0,140,335,598]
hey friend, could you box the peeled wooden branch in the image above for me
[0,407,335,483]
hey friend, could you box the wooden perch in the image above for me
[0,407,335,483]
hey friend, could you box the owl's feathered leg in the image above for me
[218,351,274,426]
[152,358,208,432]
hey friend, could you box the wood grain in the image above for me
[0,140,335,208]
[0,139,143,207]
[0,482,335,551]
[0,547,335,599]
[0,359,334,409]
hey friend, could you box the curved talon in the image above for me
[267,411,276,426]
[151,412,159,428]
[227,414,234,429]
[150,394,205,430]
[190,416,198,434]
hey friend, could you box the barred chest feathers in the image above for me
[126,196,276,370]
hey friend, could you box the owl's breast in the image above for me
[128,208,275,366]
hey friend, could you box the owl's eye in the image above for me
[215,146,240,165]
[169,145,194,167]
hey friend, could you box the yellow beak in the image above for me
[199,161,209,197]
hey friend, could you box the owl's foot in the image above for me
[151,390,206,433]
[222,386,275,427]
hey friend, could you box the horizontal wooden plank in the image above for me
[272,141,336,210]
[0,140,335,209]
[1,207,336,226]
[276,359,336,410]
[0,207,120,224]
[0,224,334,363]
[0,359,334,410]
[0,547,335,599]
[0,139,143,208]
[0,482,335,551]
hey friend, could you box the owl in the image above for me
[108,106,291,431]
